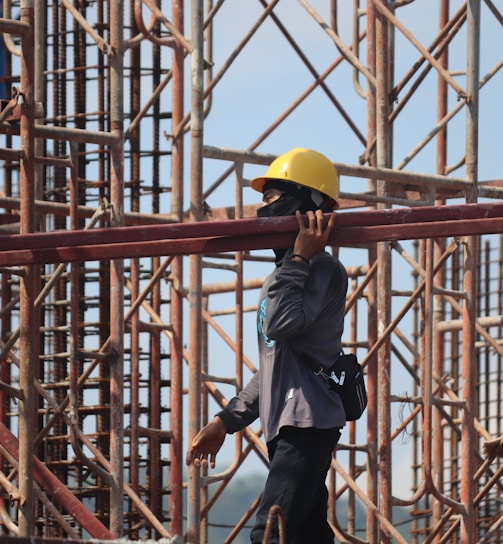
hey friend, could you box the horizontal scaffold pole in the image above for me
[1,201,503,266]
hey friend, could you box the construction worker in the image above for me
[186,148,347,543]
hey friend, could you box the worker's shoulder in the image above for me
[311,251,347,279]
[313,251,346,268]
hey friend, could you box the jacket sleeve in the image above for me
[216,371,260,433]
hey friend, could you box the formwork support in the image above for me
[186,1,205,543]
[18,1,37,535]
[458,1,480,542]
[169,0,186,537]
[0,2,502,543]
[109,0,125,536]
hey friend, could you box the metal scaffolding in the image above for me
[0,1,502,543]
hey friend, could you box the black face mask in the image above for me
[256,182,331,265]
[257,191,314,265]
[256,191,314,219]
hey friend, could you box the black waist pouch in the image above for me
[324,353,367,421]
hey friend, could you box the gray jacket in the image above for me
[218,249,348,443]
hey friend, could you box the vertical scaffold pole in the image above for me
[460,1,480,542]
[109,0,125,536]
[187,1,205,542]
[18,0,38,536]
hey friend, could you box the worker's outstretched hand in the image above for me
[293,209,336,260]
[185,416,227,469]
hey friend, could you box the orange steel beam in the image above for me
[1,201,503,266]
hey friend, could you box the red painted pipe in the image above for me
[1,202,503,266]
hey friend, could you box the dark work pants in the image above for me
[250,426,341,544]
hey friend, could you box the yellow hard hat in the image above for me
[250,148,339,203]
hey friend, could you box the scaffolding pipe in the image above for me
[109,0,125,536]
[375,2,393,543]
[0,3,501,542]
[17,1,37,536]
[168,0,186,536]
[364,2,379,540]
[431,2,450,538]
[186,1,205,542]
[5,199,503,252]
[5,204,503,266]
[0,422,114,539]
[459,1,481,542]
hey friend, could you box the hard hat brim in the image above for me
[249,175,281,193]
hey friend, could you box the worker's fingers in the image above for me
[185,446,198,466]
[324,211,336,236]
[209,452,217,469]
[186,445,218,469]
[296,210,336,234]
[315,209,325,234]
[295,209,306,230]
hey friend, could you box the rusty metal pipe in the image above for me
[186,1,205,542]
[5,211,503,267]
[3,200,503,252]
[0,421,115,539]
